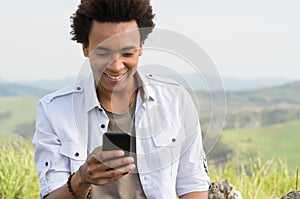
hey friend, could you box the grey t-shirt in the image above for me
[91,100,146,199]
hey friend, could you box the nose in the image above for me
[106,54,125,72]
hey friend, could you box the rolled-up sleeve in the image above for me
[32,100,70,199]
[176,131,210,196]
[176,89,211,196]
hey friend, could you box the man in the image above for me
[33,0,210,198]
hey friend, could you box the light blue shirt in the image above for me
[33,70,210,199]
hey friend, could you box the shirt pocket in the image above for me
[151,125,185,177]
[152,123,185,147]
[59,141,87,173]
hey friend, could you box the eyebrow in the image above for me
[121,46,138,51]
[94,46,110,51]
[94,45,138,52]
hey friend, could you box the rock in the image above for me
[281,190,300,199]
[209,180,243,199]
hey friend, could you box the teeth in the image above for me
[106,74,123,80]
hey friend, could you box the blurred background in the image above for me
[0,0,299,198]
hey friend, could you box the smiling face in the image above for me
[83,20,143,97]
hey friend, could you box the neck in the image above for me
[97,77,138,114]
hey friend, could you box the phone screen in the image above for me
[102,132,131,156]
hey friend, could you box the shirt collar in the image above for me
[135,70,155,102]
[83,73,100,112]
[83,70,155,113]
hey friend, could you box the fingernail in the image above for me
[117,150,125,156]
[127,157,134,163]
[129,164,136,170]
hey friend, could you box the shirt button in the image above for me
[101,124,106,128]
[76,87,81,91]
[75,152,79,157]
[143,176,149,181]
[45,162,49,167]
[172,138,176,143]
[99,108,103,112]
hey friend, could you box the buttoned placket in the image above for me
[96,106,109,133]
[134,94,158,199]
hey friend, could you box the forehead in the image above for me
[89,20,141,50]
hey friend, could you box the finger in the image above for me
[95,163,136,180]
[95,175,124,186]
[81,164,135,185]
[87,146,103,164]
[90,150,125,164]
[102,156,135,170]
[91,146,103,154]
[84,157,133,179]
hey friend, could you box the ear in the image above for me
[82,44,89,57]
[138,43,143,56]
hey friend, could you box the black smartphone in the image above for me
[102,132,131,156]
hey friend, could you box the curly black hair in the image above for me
[70,0,156,44]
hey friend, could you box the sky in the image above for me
[0,0,300,82]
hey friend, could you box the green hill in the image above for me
[0,82,51,98]
[198,81,300,130]
[220,120,300,172]
[0,97,37,138]
[226,81,300,108]
[0,82,51,138]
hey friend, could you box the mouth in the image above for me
[103,71,129,82]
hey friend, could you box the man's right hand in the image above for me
[79,146,136,186]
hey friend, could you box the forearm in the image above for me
[179,191,208,199]
[45,171,91,199]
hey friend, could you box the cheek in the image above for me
[89,59,108,82]
[127,61,138,69]
[126,55,140,69]
[90,57,109,71]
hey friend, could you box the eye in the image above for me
[122,52,134,57]
[122,49,137,57]
[96,52,109,57]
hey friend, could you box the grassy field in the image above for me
[209,158,298,199]
[0,138,298,199]
[0,138,40,199]
[221,120,300,172]
[0,97,37,138]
